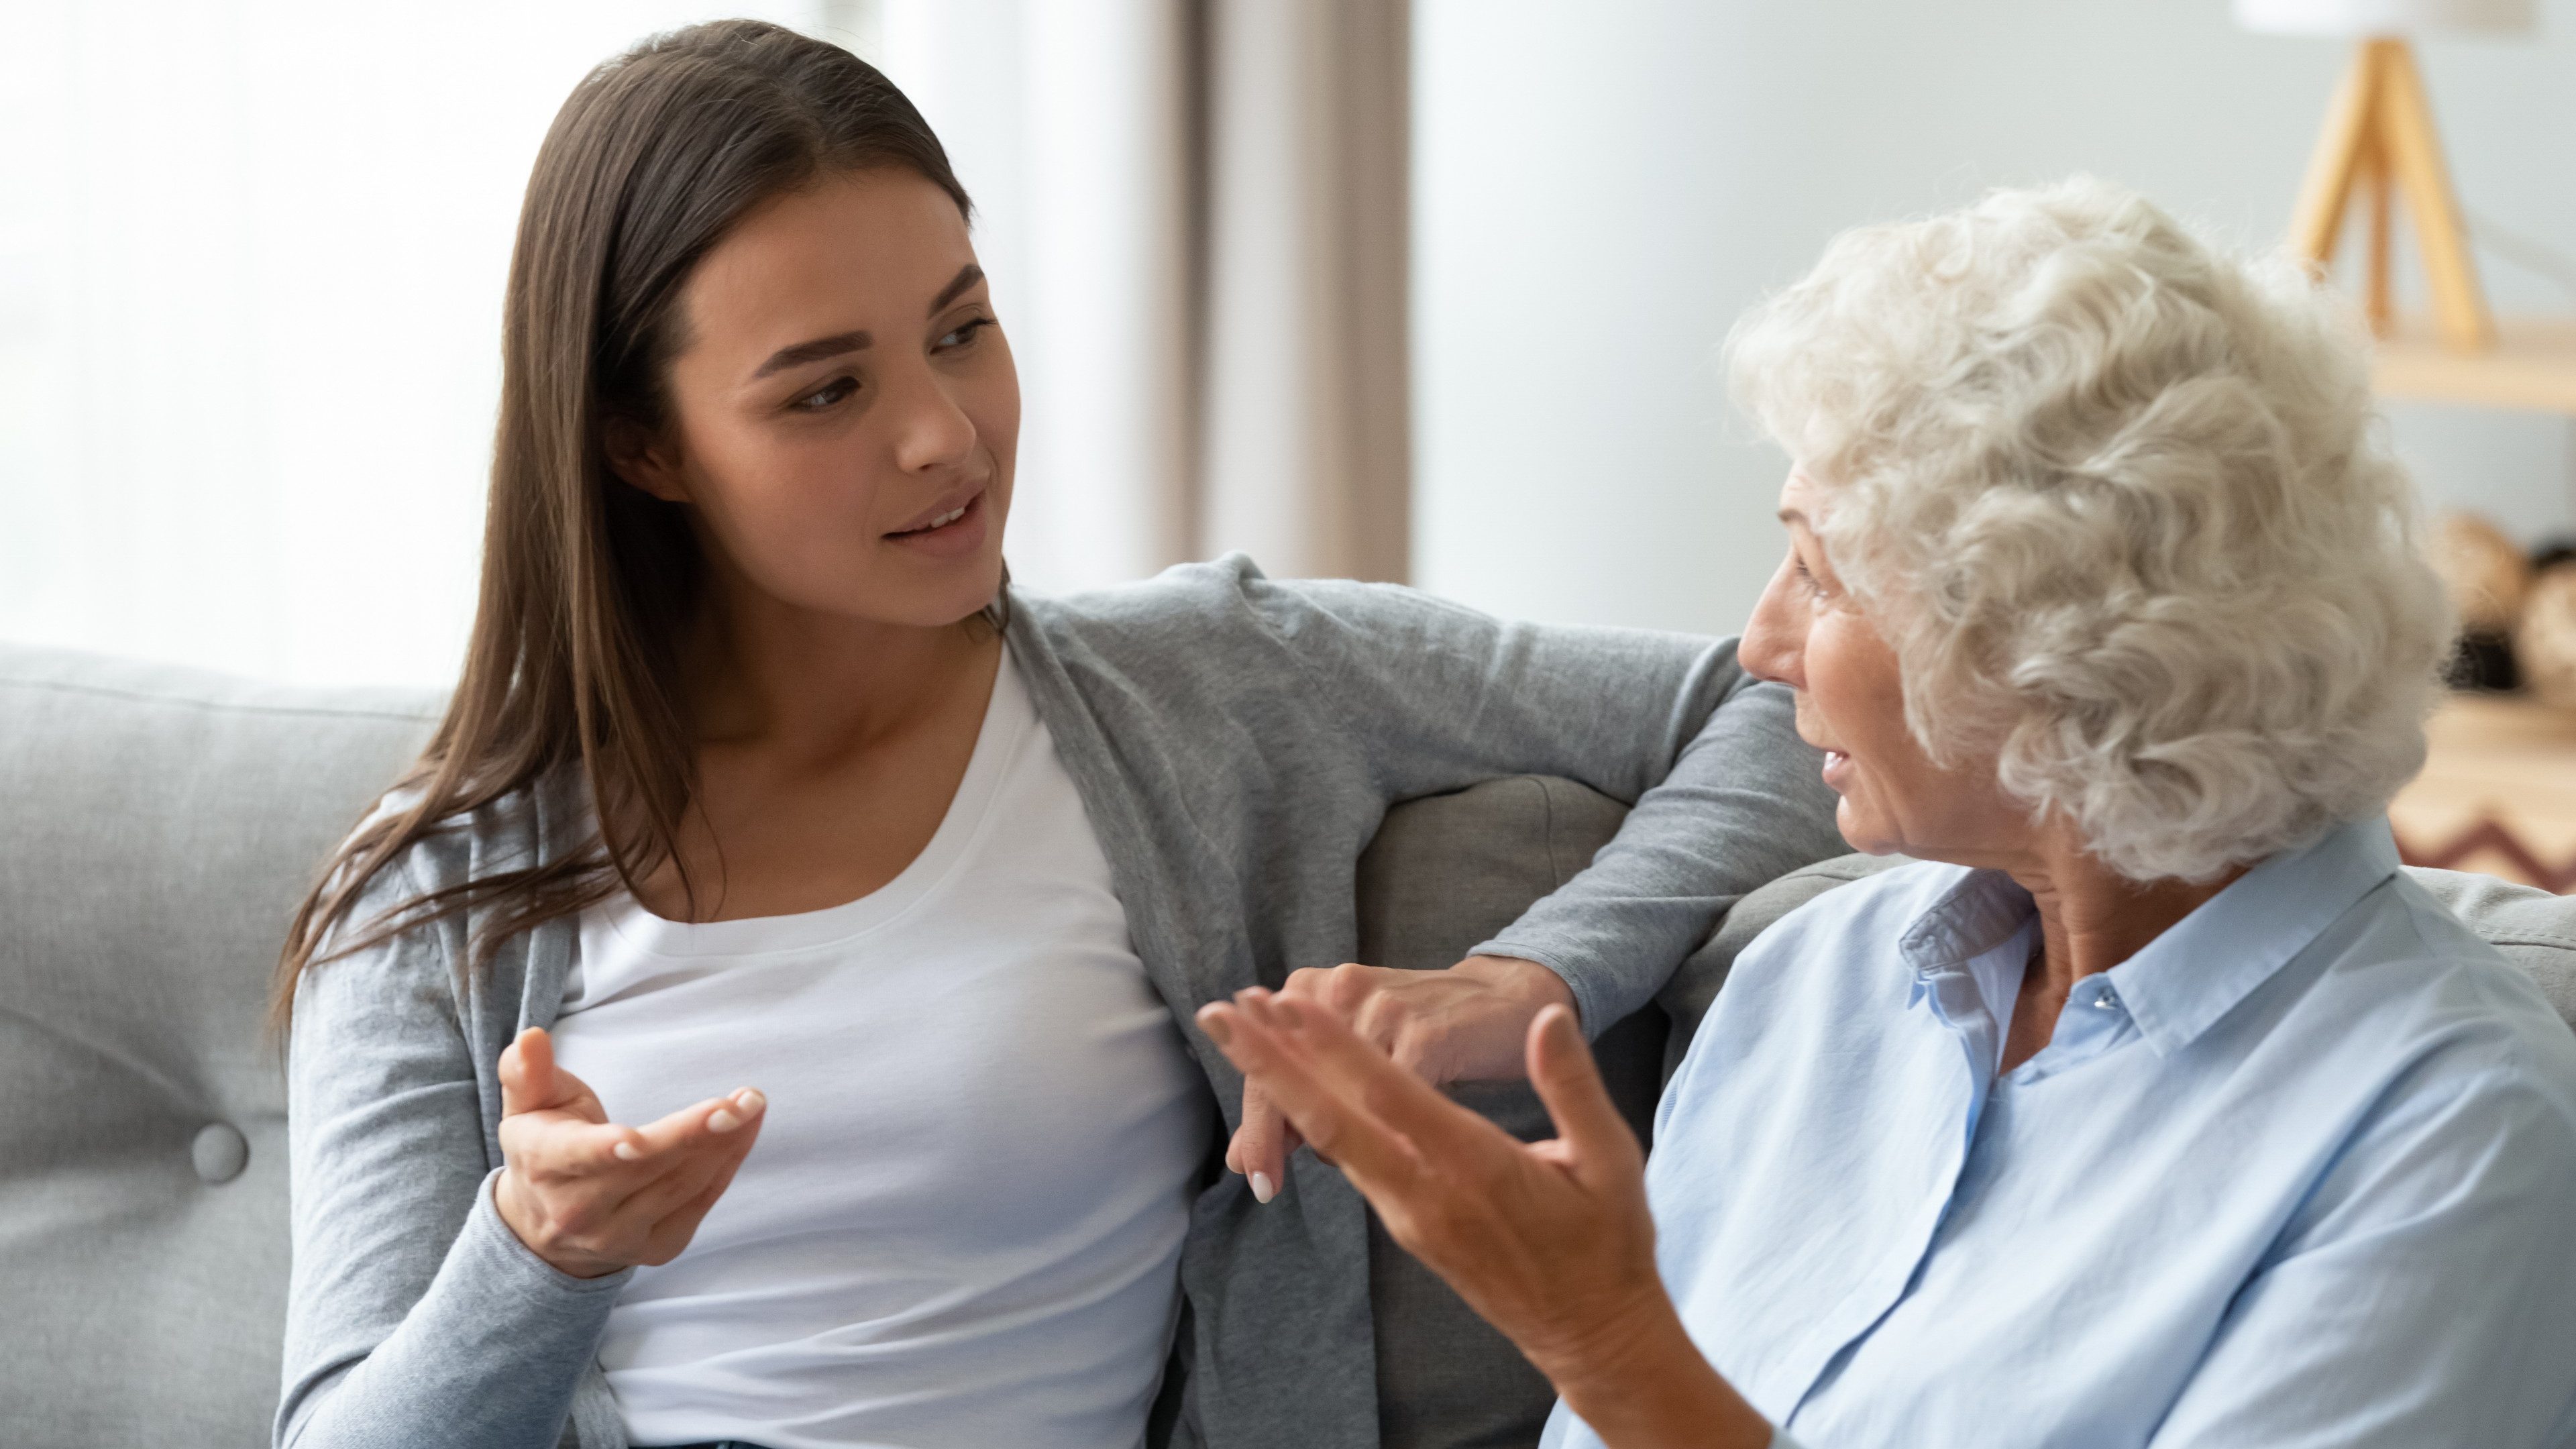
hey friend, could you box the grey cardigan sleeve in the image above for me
[277,858,629,1449]
[1241,566,1847,1032]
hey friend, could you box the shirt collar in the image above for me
[1898,867,2036,979]
[1892,816,2403,1057]
[2105,816,2401,1057]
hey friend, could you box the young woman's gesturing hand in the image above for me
[492,1026,766,1279]
[1195,991,1773,1449]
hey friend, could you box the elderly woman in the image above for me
[1197,178,2576,1448]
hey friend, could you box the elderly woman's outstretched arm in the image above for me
[1197,989,1781,1449]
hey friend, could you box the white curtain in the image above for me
[0,0,1409,686]
[1198,0,1412,584]
[0,0,833,688]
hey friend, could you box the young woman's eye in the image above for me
[792,376,859,413]
[936,317,994,351]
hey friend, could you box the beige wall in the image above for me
[1413,0,2576,637]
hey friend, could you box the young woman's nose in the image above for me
[882,360,979,474]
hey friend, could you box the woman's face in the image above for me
[1739,470,2033,866]
[611,167,1016,629]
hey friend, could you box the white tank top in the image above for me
[550,648,1212,1449]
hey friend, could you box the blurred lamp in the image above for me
[2237,0,2536,352]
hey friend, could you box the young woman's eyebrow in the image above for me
[753,330,871,379]
[746,266,987,381]
[928,264,983,314]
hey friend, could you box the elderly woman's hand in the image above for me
[1224,955,1574,1202]
[1196,990,1772,1449]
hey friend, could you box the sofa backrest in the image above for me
[0,645,439,1444]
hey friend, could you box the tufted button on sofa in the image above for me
[0,645,441,1444]
[194,1122,254,1185]
[8,641,2576,1448]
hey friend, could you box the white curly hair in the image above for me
[1725,176,2453,882]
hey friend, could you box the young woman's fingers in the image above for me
[1205,996,1424,1194]
[498,1027,553,1116]
[500,1026,610,1126]
[504,1108,627,1157]
[627,1087,767,1161]
[499,1102,650,1179]
[1525,1005,1642,1179]
[1228,1079,1290,1203]
[617,1118,757,1227]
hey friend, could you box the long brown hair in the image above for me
[272,19,973,1031]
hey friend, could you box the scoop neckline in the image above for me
[589,645,1030,960]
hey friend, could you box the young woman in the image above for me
[272,20,1841,1449]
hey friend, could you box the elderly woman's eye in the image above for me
[792,377,858,412]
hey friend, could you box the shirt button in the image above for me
[2092,985,2121,1011]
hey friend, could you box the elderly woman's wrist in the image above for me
[1538,1291,1770,1449]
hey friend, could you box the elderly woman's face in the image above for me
[1740,471,2032,865]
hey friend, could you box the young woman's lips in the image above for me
[886,489,989,559]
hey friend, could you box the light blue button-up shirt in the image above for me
[1544,818,2576,1448]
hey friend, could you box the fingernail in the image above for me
[1250,1171,1276,1203]
[613,1140,644,1162]
[708,1108,742,1134]
[735,1089,766,1116]
[1199,1012,1234,1046]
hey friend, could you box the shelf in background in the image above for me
[2392,692,2576,892]
[2373,315,2576,415]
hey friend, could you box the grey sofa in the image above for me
[7,641,2576,1448]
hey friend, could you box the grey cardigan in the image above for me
[278,557,1845,1449]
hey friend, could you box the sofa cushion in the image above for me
[0,645,437,1444]
[2412,867,2576,1024]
